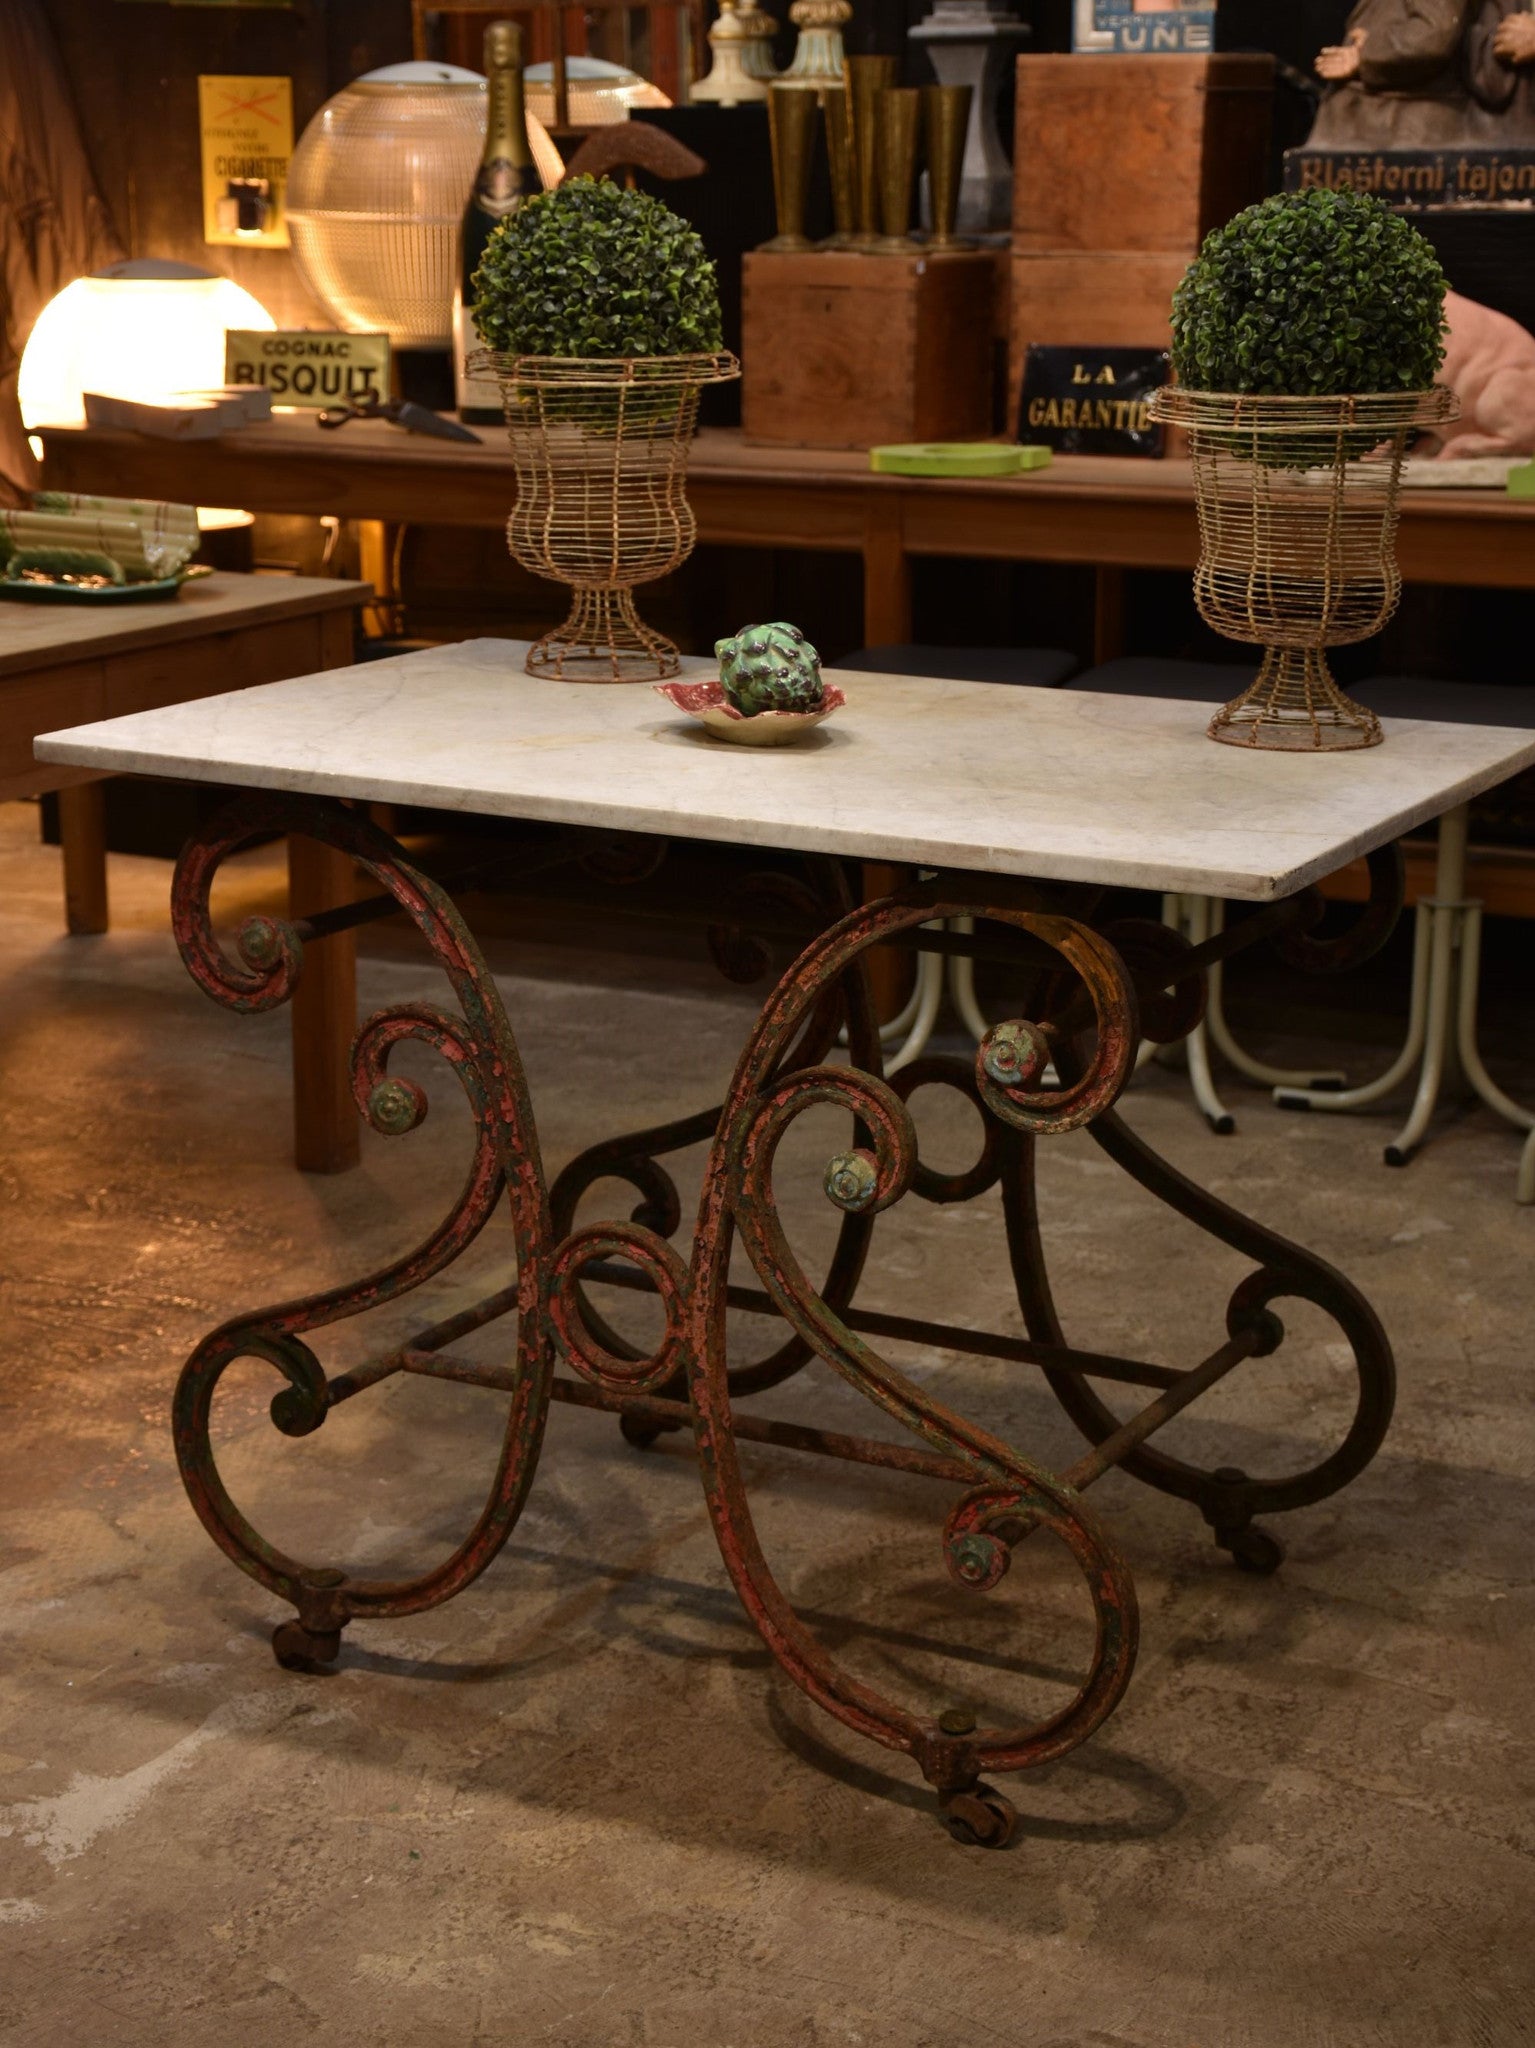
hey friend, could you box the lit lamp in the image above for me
[285,61,563,350]
[18,258,276,533]
[18,258,276,430]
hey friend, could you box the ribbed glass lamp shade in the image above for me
[286,61,562,348]
[524,57,671,127]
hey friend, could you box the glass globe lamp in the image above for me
[18,259,276,431]
[523,57,671,127]
[285,60,563,349]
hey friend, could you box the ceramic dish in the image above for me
[0,564,213,606]
[654,677,845,747]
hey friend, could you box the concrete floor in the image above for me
[1,800,1532,2047]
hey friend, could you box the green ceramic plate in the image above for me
[0,564,212,605]
[869,442,1053,478]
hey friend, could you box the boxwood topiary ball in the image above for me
[1171,189,1448,398]
[472,175,723,360]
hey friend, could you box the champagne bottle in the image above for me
[454,19,540,423]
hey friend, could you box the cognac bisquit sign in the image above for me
[225,330,391,406]
[1018,347,1169,457]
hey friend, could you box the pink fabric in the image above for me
[1432,289,1535,459]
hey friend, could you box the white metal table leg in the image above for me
[1274,805,1467,1141]
[1381,895,1460,1166]
[1201,899,1348,1090]
[884,948,946,1075]
[1273,901,1433,1114]
[875,959,927,1047]
[1452,902,1535,1184]
[948,916,991,1043]
[840,901,941,1061]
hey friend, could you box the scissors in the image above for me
[316,393,482,444]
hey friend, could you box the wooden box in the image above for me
[741,249,997,450]
[1013,53,1274,255]
[1008,52,1272,423]
[1009,250,1194,422]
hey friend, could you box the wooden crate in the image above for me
[1009,250,1193,422]
[741,249,997,450]
[1008,53,1272,430]
[1013,53,1274,255]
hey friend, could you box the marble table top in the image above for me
[34,638,1535,901]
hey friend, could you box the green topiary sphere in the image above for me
[471,176,723,360]
[1170,189,1448,397]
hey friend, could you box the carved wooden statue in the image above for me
[1466,0,1535,140]
[1309,0,1475,146]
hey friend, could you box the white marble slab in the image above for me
[34,638,1535,901]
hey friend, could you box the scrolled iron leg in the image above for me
[686,891,1143,1841]
[169,794,557,1662]
[1004,1108,1395,1566]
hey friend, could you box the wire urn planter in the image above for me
[1150,387,1458,751]
[483,350,740,682]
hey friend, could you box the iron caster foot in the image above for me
[940,1782,1018,1849]
[1206,1467,1284,1576]
[272,1620,343,1672]
[1219,1525,1285,1575]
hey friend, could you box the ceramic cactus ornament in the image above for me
[716,620,825,716]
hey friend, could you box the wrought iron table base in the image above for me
[169,797,1399,1847]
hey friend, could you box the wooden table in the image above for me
[38,420,1535,656]
[36,643,1535,1846]
[2,570,368,1172]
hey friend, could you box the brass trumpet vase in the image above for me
[820,83,859,247]
[490,351,741,682]
[761,84,818,252]
[845,55,897,248]
[921,83,973,248]
[1150,386,1458,751]
[873,86,921,253]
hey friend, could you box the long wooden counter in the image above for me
[38,420,1535,655]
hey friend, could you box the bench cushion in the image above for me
[835,644,1079,689]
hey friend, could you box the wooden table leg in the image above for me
[58,780,109,935]
[862,860,915,1027]
[356,520,401,639]
[859,512,921,1024]
[859,508,916,1021]
[287,834,360,1174]
[862,502,913,649]
[1094,565,1127,667]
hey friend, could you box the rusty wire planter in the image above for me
[1151,387,1458,752]
[169,800,1402,1847]
[485,350,740,683]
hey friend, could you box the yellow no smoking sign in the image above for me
[198,75,293,248]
